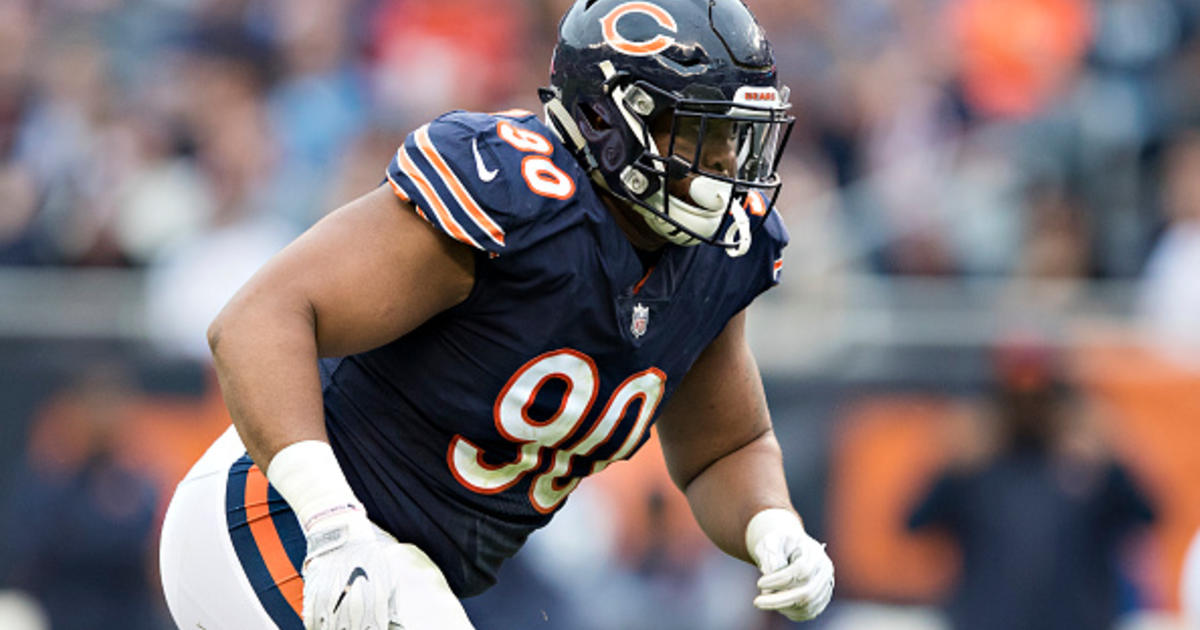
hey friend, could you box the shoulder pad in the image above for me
[385,110,583,255]
[760,204,790,251]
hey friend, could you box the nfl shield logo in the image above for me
[630,303,650,338]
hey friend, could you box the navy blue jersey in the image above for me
[320,110,787,597]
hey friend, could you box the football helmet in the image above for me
[542,0,794,251]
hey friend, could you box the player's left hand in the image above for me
[745,508,835,622]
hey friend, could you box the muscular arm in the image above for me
[656,310,795,562]
[207,185,475,471]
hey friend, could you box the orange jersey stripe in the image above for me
[632,265,655,294]
[388,176,410,201]
[395,147,482,249]
[387,174,429,222]
[413,126,505,247]
[744,191,768,217]
[244,466,304,618]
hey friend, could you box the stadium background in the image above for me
[1,0,1199,628]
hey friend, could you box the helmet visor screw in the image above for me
[621,167,650,194]
[627,89,656,117]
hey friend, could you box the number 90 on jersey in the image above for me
[448,349,666,513]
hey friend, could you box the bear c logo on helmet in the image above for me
[600,2,678,56]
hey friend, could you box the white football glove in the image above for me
[745,508,835,622]
[301,506,402,630]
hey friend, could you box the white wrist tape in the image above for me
[745,508,803,565]
[266,440,364,532]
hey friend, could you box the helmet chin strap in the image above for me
[543,96,584,152]
[724,197,752,257]
[635,176,734,246]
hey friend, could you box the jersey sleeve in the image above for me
[384,110,570,256]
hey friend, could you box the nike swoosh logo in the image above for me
[332,567,369,613]
[473,139,498,182]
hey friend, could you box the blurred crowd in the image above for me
[1,0,1200,356]
[0,0,1197,271]
[2,0,1200,629]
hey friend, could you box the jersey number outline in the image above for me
[448,349,666,513]
[497,121,576,200]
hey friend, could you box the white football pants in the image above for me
[159,425,475,630]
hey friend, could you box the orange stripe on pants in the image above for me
[245,465,305,618]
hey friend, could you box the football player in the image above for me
[158,0,835,628]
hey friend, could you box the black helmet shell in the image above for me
[551,0,779,109]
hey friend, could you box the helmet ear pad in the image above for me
[575,98,647,180]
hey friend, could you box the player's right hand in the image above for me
[300,506,401,630]
[745,508,835,622]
